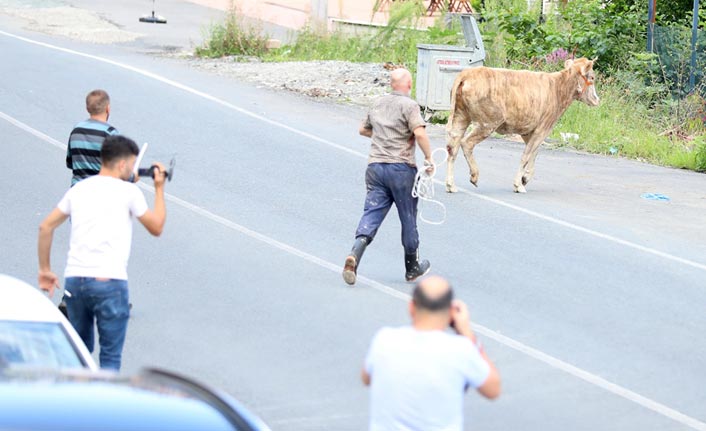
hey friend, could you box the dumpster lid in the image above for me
[417,44,477,52]
[459,14,480,49]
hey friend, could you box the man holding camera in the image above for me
[362,275,501,430]
[38,135,167,370]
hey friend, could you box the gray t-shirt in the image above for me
[363,91,426,166]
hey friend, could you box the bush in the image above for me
[479,0,645,71]
[196,8,269,58]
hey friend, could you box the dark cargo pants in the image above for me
[355,163,419,254]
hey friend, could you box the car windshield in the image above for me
[0,321,83,369]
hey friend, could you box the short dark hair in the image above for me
[86,89,110,115]
[412,283,453,312]
[101,135,139,167]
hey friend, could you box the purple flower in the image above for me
[546,48,570,64]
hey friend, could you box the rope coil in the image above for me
[412,148,448,225]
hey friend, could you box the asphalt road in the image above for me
[1,4,706,431]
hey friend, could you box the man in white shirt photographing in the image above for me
[362,275,501,430]
[38,134,167,370]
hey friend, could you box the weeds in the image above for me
[552,69,706,171]
[195,6,269,58]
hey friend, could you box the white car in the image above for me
[0,274,97,370]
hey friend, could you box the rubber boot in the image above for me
[342,237,370,285]
[405,250,431,282]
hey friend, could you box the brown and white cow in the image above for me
[445,58,600,193]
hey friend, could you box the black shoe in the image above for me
[342,237,370,285]
[405,251,431,282]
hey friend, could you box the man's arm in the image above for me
[66,139,73,169]
[451,299,502,400]
[412,126,432,161]
[138,163,167,237]
[38,208,69,296]
[476,359,501,399]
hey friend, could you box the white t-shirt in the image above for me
[57,176,148,280]
[365,326,490,431]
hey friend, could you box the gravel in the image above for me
[176,55,395,108]
[170,54,452,138]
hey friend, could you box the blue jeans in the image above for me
[355,163,419,254]
[64,277,130,370]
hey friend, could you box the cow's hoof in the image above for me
[514,185,527,193]
[446,184,458,193]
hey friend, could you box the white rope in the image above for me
[412,148,448,225]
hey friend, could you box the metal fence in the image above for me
[650,24,705,97]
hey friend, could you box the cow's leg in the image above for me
[445,112,470,193]
[513,134,544,193]
[460,125,494,188]
[522,137,546,186]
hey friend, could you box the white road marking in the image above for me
[2,29,704,273]
[0,111,65,149]
[3,109,705,430]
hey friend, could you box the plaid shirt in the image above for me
[363,91,426,166]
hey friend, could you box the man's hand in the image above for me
[450,299,474,339]
[423,158,435,175]
[138,162,167,237]
[38,270,59,297]
[359,124,373,138]
[151,162,167,187]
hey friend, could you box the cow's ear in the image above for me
[580,60,593,75]
[564,59,574,69]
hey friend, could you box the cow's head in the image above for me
[565,57,600,106]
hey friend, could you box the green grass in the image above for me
[197,2,463,75]
[552,76,706,171]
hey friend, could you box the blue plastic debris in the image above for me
[609,146,618,155]
[640,193,670,202]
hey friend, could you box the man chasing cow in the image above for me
[342,68,434,285]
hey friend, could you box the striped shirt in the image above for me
[363,91,426,166]
[66,119,118,186]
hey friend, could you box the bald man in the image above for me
[342,68,433,285]
[362,276,501,430]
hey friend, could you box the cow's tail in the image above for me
[446,76,466,137]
